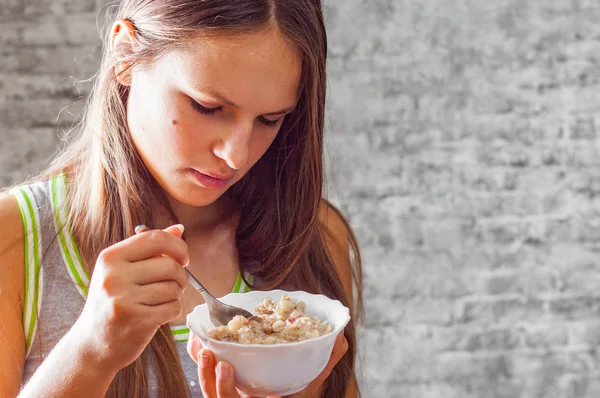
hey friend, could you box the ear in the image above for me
[110,19,138,86]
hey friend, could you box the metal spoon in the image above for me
[135,224,253,326]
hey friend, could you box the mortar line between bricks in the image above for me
[459,293,600,303]
[459,294,530,302]
[437,345,598,357]
[537,292,600,300]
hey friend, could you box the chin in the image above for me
[170,183,228,207]
[173,191,223,208]
[153,171,233,208]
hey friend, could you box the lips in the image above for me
[189,168,233,190]
[198,170,234,180]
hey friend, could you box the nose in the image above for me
[212,122,252,170]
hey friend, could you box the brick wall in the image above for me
[324,1,600,397]
[2,1,600,397]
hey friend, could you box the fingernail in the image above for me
[134,224,149,234]
[200,351,209,369]
[174,224,185,234]
[218,362,229,380]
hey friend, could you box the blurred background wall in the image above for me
[2,1,600,397]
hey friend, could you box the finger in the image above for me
[216,361,239,398]
[141,298,182,325]
[304,333,349,395]
[135,224,185,238]
[187,332,205,364]
[163,224,185,238]
[114,228,189,264]
[198,349,218,398]
[129,256,188,289]
[134,280,184,305]
[134,224,150,235]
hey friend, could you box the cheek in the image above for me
[128,92,172,145]
[164,119,191,151]
[166,111,214,155]
[132,103,196,158]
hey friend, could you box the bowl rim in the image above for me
[186,289,351,349]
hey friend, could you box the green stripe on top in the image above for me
[55,175,90,289]
[62,174,87,279]
[11,186,43,357]
[17,190,32,351]
[171,325,190,342]
[50,176,89,298]
[22,188,41,356]
[12,188,33,354]
[232,273,243,293]
[172,328,189,335]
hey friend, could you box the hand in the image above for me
[73,224,189,374]
[187,332,349,398]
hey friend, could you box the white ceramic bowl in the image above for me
[186,289,351,397]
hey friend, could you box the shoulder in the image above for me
[319,200,351,256]
[0,190,25,301]
[318,200,353,299]
[0,190,26,395]
[0,190,25,257]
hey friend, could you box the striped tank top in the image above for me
[11,175,253,396]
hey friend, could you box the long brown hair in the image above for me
[40,0,363,396]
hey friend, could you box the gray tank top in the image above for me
[11,175,253,397]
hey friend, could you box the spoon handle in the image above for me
[184,266,218,305]
[184,267,205,293]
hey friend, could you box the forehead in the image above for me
[160,28,302,108]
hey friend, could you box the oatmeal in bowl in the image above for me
[186,289,350,397]
[208,295,332,344]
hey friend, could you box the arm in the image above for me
[319,201,358,398]
[19,328,118,398]
[19,224,190,397]
[0,193,26,396]
[0,192,117,397]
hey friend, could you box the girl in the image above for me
[0,0,362,397]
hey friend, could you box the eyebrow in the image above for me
[201,88,297,116]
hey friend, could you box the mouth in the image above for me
[199,170,234,180]
[189,169,233,190]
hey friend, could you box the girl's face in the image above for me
[124,28,301,208]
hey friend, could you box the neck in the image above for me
[152,192,238,233]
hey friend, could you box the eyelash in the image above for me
[190,99,282,129]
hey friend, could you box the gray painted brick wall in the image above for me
[3,1,600,397]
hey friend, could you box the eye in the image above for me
[258,116,282,129]
[190,98,221,115]
[190,96,283,129]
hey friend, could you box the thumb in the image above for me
[163,223,185,238]
[186,332,204,364]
